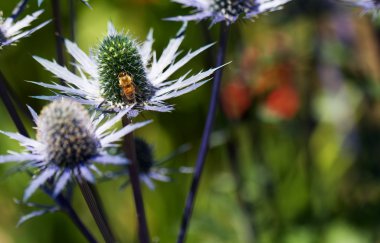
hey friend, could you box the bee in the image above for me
[118,72,136,103]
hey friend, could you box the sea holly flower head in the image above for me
[166,0,293,25]
[0,1,50,48]
[0,99,151,201]
[97,29,157,109]
[32,22,223,116]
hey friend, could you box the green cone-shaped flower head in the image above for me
[37,99,98,167]
[97,33,156,107]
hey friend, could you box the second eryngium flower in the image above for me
[0,99,150,201]
[33,22,222,116]
[166,0,293,25]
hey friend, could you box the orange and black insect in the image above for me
[118,72,136,103]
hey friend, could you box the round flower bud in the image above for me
[36,99,98,167]
[97,33,156,107]
[134,137,154,173]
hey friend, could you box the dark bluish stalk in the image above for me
[122,116,150,243]
[0,71,29,137]
[42,187,98,243]
[10,0,30,21]
[50,0,65,71]
[0,72,97,242]
[69,0,77,73]
[2,77,33,121]
[77,179,116,243]
[177,22,230,243]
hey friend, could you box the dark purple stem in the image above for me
[77,180,116,243]
[50,0,65,79]
[0,72,96,242]
[41,187,98,243]
[122,116,150,243]
[0,71,29,137]
[69,0,77,73]
[177,22,230,243]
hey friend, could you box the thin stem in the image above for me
[177,22,230,243]
[50,0,66,82]
[122,116,150,243]
[77,180,116,243]
[2,75,33,121]
[69,0,77,73]
[226,138,256,241]
[69,0,76,42]
[0,71,28,137]
[0,72,96,242]
[40,187,98,243]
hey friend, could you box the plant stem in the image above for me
[77,179,116,243]
[69,0,77,73]
[122,116,150,243]
[177,22,230,243]
[0,71,96,242]
[2,77,33,121]
[0,71,28,137]
[50,0,65,82]
[226,137,256,241]
[40,187,98,243]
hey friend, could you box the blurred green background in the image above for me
[2,0,380,242]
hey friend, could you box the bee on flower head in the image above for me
[118,72,137,104]
[32,22,223,117]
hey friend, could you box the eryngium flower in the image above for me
[166,0,292,25]
[0,99,150,201]
[340,0,380,16]
[32,22,222,115]
[0,1,50,47]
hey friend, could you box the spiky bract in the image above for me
[37,99,98,168]
[97,34,156,106]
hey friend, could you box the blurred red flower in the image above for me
[263,83,299,120]
[221,78,252,120]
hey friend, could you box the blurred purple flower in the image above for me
[341,0,380,17]
[166,0,292,25]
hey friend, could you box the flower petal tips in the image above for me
[0,1,50,48]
